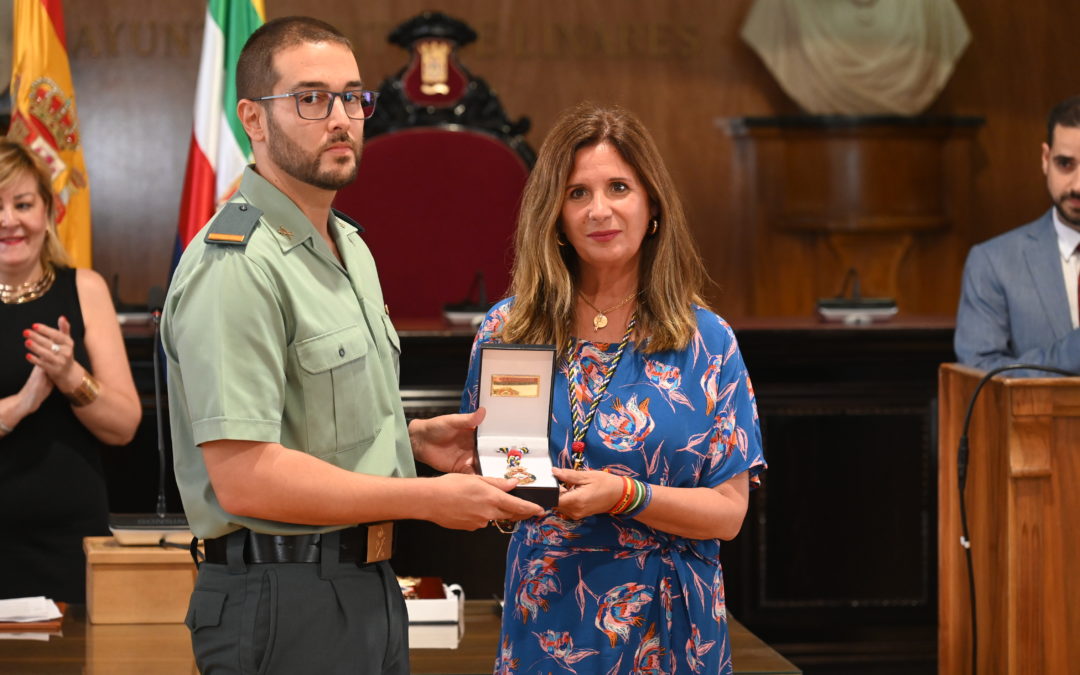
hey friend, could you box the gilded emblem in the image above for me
[418,40,452,95]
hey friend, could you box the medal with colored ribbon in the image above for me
[567,314,636,470]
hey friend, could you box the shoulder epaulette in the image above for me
[205,202,264,246]
[332,208,365,234]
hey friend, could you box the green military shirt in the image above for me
[162,166,416,539]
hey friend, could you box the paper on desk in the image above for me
[0,596,63,622]
[0,631,52,641]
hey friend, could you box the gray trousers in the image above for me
[184,531,409,674]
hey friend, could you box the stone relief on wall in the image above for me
[741,0,971,115]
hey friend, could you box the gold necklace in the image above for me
[579,290,638,331]
[0,264,56,304]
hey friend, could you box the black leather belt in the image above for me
[202,523,393,565]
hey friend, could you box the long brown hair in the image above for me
[0,138,69,268]
[502,102,708,355]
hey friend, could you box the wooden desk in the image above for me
[0,601,799,674]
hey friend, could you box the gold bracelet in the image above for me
[65,373,101,407]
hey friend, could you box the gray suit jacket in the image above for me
[955,210,1080,374]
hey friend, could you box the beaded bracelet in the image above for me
[65,373,101,407]
[622,481,653,519]
[608,476,636,515]
[608,476,653,517]
[624,480,647,514]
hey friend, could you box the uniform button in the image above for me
[339,347,346,357]
[238,204,247,211]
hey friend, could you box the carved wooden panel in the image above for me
[728,117,982,318]
[720,319,953,670]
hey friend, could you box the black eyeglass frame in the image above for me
[249,89,380,120]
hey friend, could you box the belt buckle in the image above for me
[366,522,392,563]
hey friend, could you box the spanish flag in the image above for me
[8,0,92,267]
[175,0,265,255]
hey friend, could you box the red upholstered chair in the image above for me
[333,12,534,320]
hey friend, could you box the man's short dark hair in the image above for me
[236,16,353,102]
[1047,95,1080,146]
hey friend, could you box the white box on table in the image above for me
[405,582,464,649]
[405,583,463,624]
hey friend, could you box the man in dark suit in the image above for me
[955,95,1080,374]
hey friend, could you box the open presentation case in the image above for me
[475,344,559,508]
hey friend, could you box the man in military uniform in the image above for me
[162,17,542,674]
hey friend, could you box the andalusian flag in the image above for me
[176,0,265,252]
[8,0,92,267]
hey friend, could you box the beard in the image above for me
[1053,192,1080,228]
[265,110,362,190]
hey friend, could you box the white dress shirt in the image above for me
[1052,209,1080,329]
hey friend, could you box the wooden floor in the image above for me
[0,601,800,674]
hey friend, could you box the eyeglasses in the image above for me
[250,89,379,120]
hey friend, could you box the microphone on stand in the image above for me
[108,287,190,545]
[815,267,898,325]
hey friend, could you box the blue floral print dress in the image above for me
[461,299,766,675]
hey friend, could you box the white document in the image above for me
[0,596,63,623]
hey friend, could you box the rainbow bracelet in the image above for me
[622,481,653,518]
[608,477,653,518]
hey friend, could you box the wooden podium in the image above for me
[938,364,1080,674]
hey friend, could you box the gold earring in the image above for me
[555,231,567,247]
[649,218,659,236]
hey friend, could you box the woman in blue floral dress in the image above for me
[461,103,766,675]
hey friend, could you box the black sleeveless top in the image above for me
[0,266,110,602]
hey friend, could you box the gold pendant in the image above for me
[593,313,608,330]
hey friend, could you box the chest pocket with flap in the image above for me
[295,324,375,458]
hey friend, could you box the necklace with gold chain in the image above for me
[0,264,56,304]
[578,290,638,331]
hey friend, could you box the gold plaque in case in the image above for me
[475,344,558,507]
